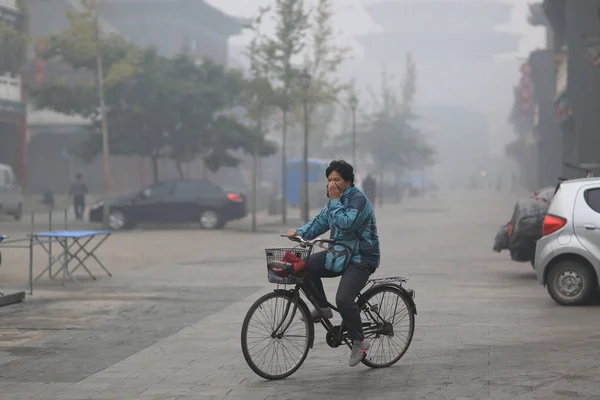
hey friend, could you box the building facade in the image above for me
[0,0,27,186]
[544,0,600,177]
[514,0,600,188]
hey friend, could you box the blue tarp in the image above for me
[286,159,327,206]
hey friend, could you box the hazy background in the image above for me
[210,0,545,160]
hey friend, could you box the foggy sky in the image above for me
[207,0,546,158]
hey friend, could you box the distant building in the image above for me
[355,0,520,186]
[357,0,518,64]
[506,3,562,190]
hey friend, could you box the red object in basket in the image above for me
[282,251,307,275]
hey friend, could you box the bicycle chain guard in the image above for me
[325,326,344,348]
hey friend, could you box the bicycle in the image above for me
[241,235,417,380]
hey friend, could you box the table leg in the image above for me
[68,235,111,278]
[33,239,65,283]
[49,240,81,280]
[29,236,33,295]
[62,239,66,286]
[48,209,53,279]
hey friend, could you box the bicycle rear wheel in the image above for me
[241,291,313,380]
[359,285,415,368]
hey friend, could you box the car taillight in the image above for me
[542,214,567,236]
[227,193,243,202]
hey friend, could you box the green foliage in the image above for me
[305,0,350,108]
[0,0,29,76]
[361,54,436,171]
[261,0,310,112]
[32,2,275,182]
[290,0,351,156]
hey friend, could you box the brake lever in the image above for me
[281,234,306,245]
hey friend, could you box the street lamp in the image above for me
[349,94,358,169]
[301,68,312,223]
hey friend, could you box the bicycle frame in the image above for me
[271,281,395,350]
[268,236,412,349]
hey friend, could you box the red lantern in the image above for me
[519,62,533,113]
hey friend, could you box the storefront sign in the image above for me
[0,74,20,102]
[519,62,533,113]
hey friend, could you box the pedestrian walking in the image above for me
[69,173,88,220]
[362,173,376,207]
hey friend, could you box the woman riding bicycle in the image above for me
[287,159,380,367]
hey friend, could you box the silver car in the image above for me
[534,177,600,305]
[0,163,23,220]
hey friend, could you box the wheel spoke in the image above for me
[242,292,312,379]
[360,287,415,368]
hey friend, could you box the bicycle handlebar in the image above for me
[280,235,336,247]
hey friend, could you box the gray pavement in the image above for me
[1,190,600,399]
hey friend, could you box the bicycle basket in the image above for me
[265,247,311,284]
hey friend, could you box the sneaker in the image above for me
[349,339,370,367]
[301,307,333,322]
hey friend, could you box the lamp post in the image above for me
[349,94,358,169]
[301,68,312,223]
[93,8,112,229]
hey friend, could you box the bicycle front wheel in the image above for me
[359,285,415,368]
[241,291,313,380]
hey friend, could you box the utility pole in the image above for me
[349,94,358,169]
[281,105,288,225]
[93,6,112,229]
[301,69,311,223]
[251,105,262,233]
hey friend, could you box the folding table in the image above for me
[29,230,112,293]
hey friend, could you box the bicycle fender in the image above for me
[395,285,417,316]
[273,289,316,349]
[363,284,417,316]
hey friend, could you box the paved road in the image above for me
[1,190,600,400]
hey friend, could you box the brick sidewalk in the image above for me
[2,191,600,399]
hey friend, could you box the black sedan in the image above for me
[89,179,247,230]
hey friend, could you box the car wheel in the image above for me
[13,203,22,221]
[547,260,596,306]
[108,210,129,231]
[199,209,223,230]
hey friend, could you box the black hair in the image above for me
[325,160,355,186]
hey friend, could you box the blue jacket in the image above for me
[296,186,380,272]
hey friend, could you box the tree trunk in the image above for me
[175,160,184,179]
[252,151,258,233]
[251,113,262,233]
[150,155,159,183]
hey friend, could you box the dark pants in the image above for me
[73,195,85,220]
[304,251,375,341]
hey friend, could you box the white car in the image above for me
[534,177,600,305]
[0,163,23,220]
